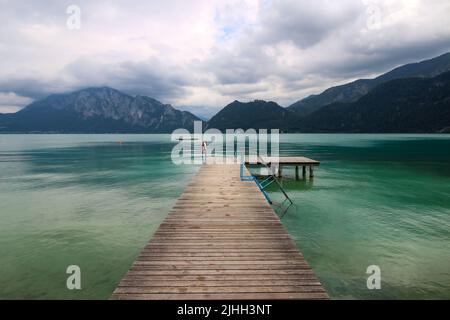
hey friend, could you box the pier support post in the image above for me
[295,166,299,180]
[302,166,306,179]
[278,166,283,178]
[309,166,314,178]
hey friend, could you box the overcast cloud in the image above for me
[1,0,450,116]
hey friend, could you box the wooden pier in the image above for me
[111,162,327,300]
[246,156,320,179]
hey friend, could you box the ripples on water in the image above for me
[0,134,449,299]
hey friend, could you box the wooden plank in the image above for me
[117,280,322,287]
[132,260,310,266]
[137,255,304,261]
[114,285,326,294]
[111,292,328,300]
[111,163,327,300]
[119,274,318,281]
[130,263,311,268]
[139,249,301,254]
[122,269,318,276]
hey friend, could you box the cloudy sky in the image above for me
[1,0,450,117]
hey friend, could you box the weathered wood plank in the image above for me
[114,286,326,294]
[123,269,318,276]
[117,280,322,287]
[111,292,328,300]
[120,274,318,281]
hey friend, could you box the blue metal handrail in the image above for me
[257,156,293,206]
[240,157,293,206]
[240,157,272,203]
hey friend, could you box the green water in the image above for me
[0,134,449,299]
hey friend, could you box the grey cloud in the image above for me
[0,57,195,105]
[0,77,57,100]
[310,32,450,82]
[202,0,450,105]
[61,58,191,101]
[257,0,363,48]
[1,0,450,110]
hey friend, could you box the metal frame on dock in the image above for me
[240,157,293,206]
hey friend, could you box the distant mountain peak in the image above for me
[73,86,124,95]
[205,99,298,131]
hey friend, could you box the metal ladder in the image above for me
[240,156,293,206]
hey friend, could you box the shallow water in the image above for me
[0,134,449,299]
[266,134,450,299]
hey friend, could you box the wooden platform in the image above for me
[111,163,328,300]
[246,156,320,166]
[246,156,320,179]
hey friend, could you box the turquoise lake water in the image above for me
[0,134,449,299]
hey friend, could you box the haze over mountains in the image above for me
[0,53,449,133]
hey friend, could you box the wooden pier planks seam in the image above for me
[111,163,328,300]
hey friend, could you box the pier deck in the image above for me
[245,156,320,179]
[247,156,320,166]
[111,163,327,300]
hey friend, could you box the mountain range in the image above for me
[0,52,449,133]
[299,71,450,133]
[288,52,450,117]
[0,87,199,133]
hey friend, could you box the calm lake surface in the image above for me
[0,134,449,299]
